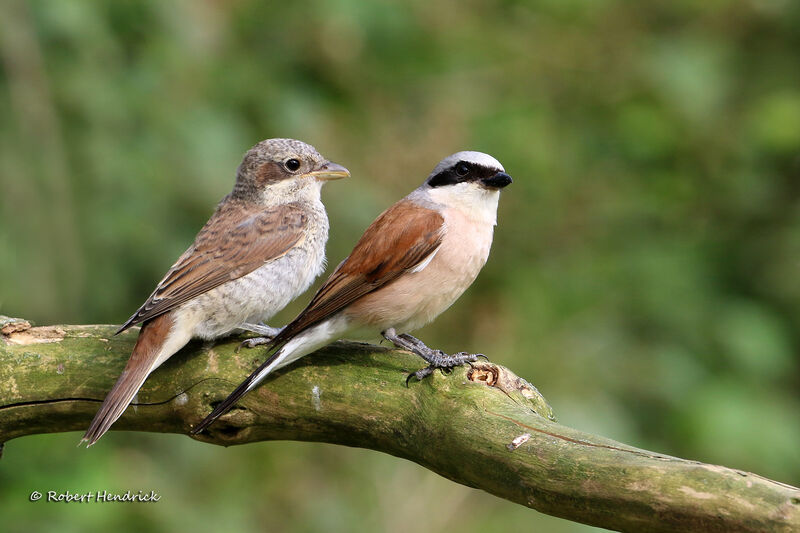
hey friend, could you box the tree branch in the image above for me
[1,316,798,532]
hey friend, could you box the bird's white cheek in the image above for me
[426,183,500,226]
[260,178,324,206]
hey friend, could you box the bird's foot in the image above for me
[403,351,488,386]
[236,336,272,353]
[237,323,282,352]
[381,329,488,386]
[239,322,282,338]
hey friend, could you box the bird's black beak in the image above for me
[481,172,513,189]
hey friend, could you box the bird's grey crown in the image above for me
[428,151,505,178]
[238,138,325,177]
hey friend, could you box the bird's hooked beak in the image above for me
[306,161,350,181]
[481,171,513,189]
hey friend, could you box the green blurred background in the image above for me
[1,0,799,531]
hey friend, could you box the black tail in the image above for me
[191,346,285,435]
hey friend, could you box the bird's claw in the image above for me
[404,352,487,386]
[236,336,271,353]
[405,365,435,387]
[387,332,490,386]
[454,352,490,365]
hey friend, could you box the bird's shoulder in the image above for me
[336,198,445,280]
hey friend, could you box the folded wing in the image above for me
[269,199,444,347]
[117,200,308,334]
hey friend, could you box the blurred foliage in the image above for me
[1,0,799,531]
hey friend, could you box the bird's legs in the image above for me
[382,328,488,385]
[237,323,283,351]
[239,322,282,338]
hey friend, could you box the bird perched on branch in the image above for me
[192,151,511,434]
[82,138,349,446]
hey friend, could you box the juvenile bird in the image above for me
[82,138,349,445]
[192,151,511,434]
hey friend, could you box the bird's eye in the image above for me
[456,162,470,176]
[285,159,301,172]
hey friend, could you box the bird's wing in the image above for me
[117,200,308,334]
[269,199,444,346]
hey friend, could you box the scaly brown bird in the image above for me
[83,138,349,445]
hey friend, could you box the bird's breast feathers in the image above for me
[344,199,495,332]
[178,202,329,339]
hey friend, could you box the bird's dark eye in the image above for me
[456,162,470,176]
[285,159,301,172]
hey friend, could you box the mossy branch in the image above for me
[0,316,797,532]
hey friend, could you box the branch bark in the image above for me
[1,316,798,532]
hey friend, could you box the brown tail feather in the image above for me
[82,314,174,446]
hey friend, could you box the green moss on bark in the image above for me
[1,317,798,532]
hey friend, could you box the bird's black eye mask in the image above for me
[427,162,501,188]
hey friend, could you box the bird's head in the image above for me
[423,151,512,223]
[234,138,349,202]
